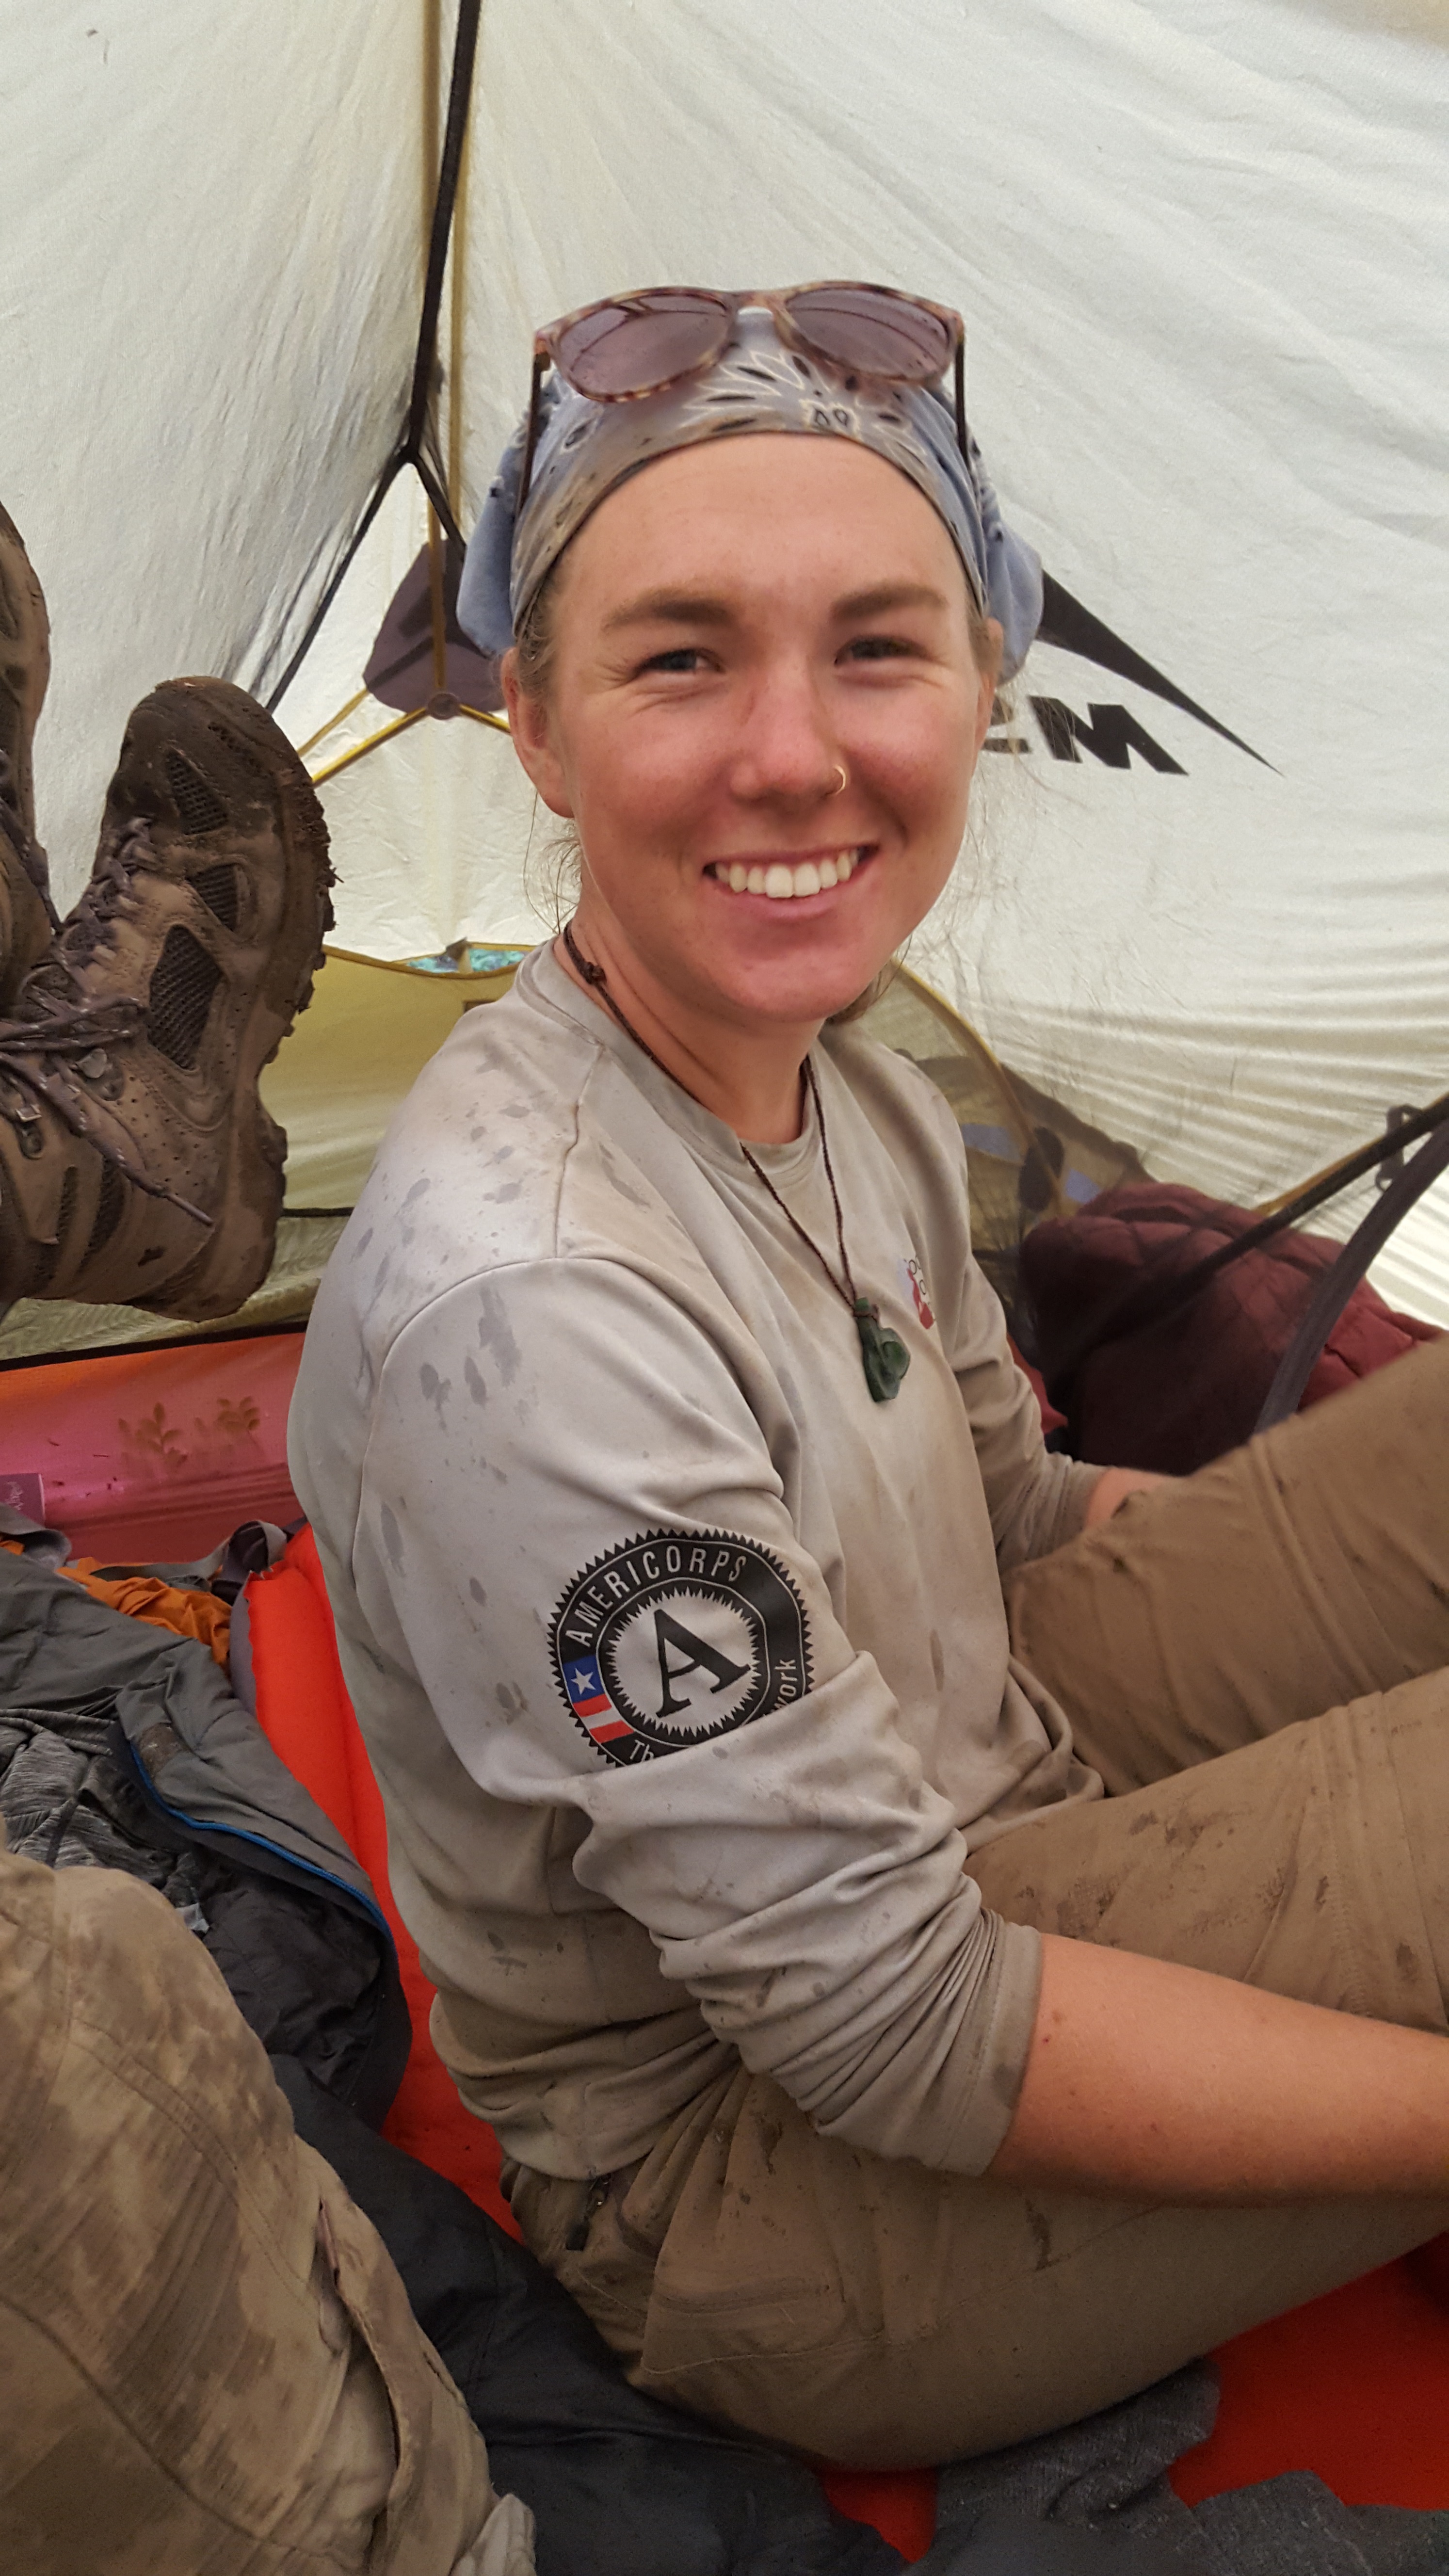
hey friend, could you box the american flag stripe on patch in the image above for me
[564,1655,614,1723]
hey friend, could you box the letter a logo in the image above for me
[653,1609,749,1718]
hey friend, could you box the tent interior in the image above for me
[3,0,1449,2555]
[4,0,1446,1372]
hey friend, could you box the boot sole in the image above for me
[136,680,334,1321]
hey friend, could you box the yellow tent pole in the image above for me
[1252,1136,1398,1220]
[308,706,427,787]
[303,705,506,793]
[294,687,372,761]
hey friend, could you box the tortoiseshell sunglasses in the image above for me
[516,281,968,507]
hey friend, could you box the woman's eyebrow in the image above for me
[834,582,950,620]
[601,590,734,633]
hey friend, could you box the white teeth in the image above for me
[714,851,865,898]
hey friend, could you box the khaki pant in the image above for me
[511,1335,1449,2469]
[0,1839,534,2576]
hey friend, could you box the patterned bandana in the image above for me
[457,308,1042,679]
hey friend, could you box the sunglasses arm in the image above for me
[516,346,551,515]
[952,339,968,463]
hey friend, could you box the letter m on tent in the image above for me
[1029,698,1185,773]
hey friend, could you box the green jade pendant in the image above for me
[853,1298,911,1403]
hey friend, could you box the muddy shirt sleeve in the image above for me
[350,1259,1042,2175]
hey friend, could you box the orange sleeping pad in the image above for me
[248,1526,1449,2562]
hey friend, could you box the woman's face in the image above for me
[505,433,998,1030]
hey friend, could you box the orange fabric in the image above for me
[248,1527,1449,2553]
[818,2469,937,2562]
[1171,2257,1449,2511]
[67,1563,233,1665]
[246,1533,516,2237]
[0,1539,232,1665]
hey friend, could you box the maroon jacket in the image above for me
[1021,1181,1438,1475]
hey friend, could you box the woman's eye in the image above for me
[843,634,914,662]
[639,646,708,676]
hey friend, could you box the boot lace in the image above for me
[19,816,154,1010]
[0,818,211,1224]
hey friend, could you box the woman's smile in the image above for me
[701,844,876,902]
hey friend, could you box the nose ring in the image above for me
[828,764,848,796]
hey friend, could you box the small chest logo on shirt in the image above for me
[899,1255,935,1331]
[549,1529,811,1768]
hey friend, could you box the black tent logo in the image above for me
[992,573,1269,774]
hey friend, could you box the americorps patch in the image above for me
[549,1529,811,1766]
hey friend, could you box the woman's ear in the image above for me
[500,649,576,819]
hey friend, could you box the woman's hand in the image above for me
[1084,1465,1168,1528]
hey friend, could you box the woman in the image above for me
[291,285,1449,2468]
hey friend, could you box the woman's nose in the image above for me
[726,676,846,811]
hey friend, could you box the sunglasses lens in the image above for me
[555,292,731,397]
[786,287,954,384]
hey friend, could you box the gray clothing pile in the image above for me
[0,1541,409,2122]
[931,2365,1449,2574]
[0,1691,212,1923]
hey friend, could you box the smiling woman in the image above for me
[290,284,1449,2472]
[504,435,994,1139]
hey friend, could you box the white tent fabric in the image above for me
[4,0,1446,1321]
[3,0,423,889]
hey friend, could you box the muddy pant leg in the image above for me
[512,2060,1445,2472]
[510,1672,1449,2468]
[0,1841,532,2576]
[1004,1333,1449,1788]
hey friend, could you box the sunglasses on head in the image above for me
[515,281,968,509]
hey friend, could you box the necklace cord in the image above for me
[740,1063,864,1322]
[561,922,860,1317]
[558,918,907,1398]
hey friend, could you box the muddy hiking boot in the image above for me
[0,677,333,1319]
[0,502,60,1008]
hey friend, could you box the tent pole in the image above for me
[411,449,464,552]
[264,0,478,717]
[402,0,483,477]
[308,706,428,787]
[448,112,471,520]
[1256,1115,1449,1429]
[421,0,442,236]
[294,688,373,761]
[1039,1089,1449,1410]
[263,451,406,715]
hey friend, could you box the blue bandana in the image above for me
[458,308,1042,679]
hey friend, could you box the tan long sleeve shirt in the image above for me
[290,944,1103,2181]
